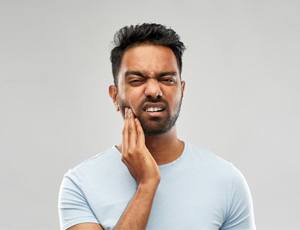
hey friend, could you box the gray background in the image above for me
[1,0,299,229]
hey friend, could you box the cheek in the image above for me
[169,92,183,110]
[120,92,141,112]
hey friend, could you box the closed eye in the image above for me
[160,77,176,85]
[128,79,144,86]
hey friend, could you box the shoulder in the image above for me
[63,146,123,183]
[186,142,248,185]
[187,143,255,216]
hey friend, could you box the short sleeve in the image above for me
[58,173,99,230]
[221,165,256,230]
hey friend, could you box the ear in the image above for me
[109,85,120,111]
[181,80,186,97]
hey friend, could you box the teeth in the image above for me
[146,107,163,112]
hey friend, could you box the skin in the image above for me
[111,44,186,165]
[67,44,186,230]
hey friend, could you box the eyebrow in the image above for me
[125,71,145,78]
[125,70,177,78]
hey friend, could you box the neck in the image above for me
[145,126,183,164]
[117,126,185,165]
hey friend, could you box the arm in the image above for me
[64,108,160,230]
[114,181,159,229]
[67,223,103,230]
[58,174,102,230]
[66,182,158,230]
[114,108,160,229]
[221,165,256,230]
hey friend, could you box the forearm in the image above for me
[114,182,159,230]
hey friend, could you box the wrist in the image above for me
[138,180,160,192]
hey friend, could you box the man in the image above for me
[58,23,256,230]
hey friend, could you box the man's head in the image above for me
[109,23,186,136]
[110,23,185,86]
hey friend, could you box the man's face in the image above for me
[111,44,185,136]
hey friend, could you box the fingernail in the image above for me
[128,108,131,118]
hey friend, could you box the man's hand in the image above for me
[67,108,160,230]
[121,107,160,186]
[112,107,160,229]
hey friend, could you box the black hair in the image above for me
[110,23,186,85]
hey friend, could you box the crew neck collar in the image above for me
[112,141,188,169]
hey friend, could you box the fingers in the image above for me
[128,108,137,151]
[122,108,145,154]
[122,107,129,154]
[134,117,145,147]
[122,107,138,155]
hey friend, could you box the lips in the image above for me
[143,102,166,113]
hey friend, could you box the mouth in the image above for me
[142,103,166,116]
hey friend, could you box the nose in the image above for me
[144,80,163,99]
[144,79,163,99]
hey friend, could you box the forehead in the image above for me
[119,44,179,76]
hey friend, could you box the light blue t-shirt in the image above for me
[58,142,256,230]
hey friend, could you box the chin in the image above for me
[143,129,169,136]
[141,122,173,136]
